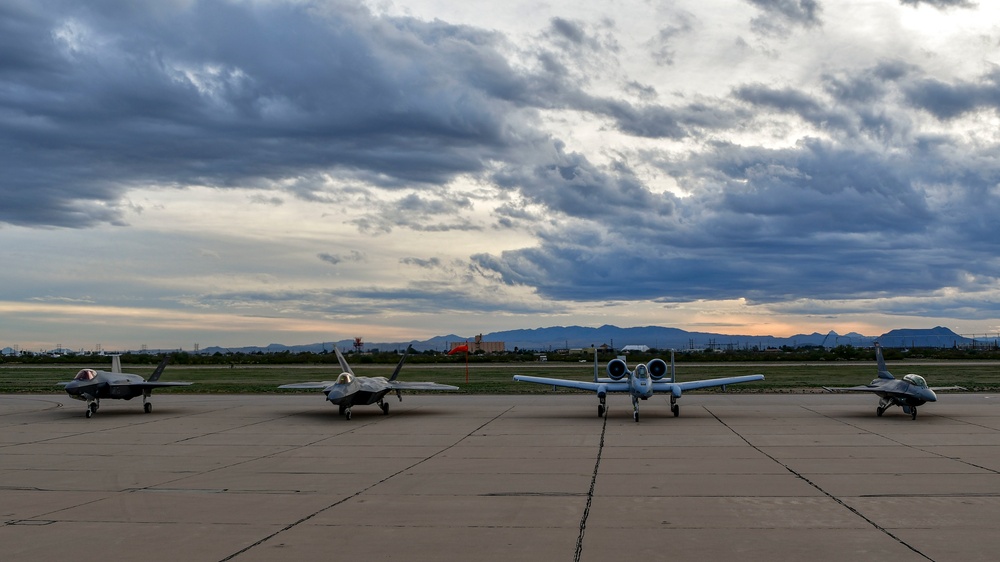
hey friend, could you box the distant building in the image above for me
[448,334,505,354]
[621,345,650,353]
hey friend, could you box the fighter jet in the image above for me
[824,343,964,419]
[58,355,191,418]
[278,347,459,420]
[514,350,764,422]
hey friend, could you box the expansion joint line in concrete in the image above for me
[704,407,935,562]
[574,408,607,562]
[217,406,515,562]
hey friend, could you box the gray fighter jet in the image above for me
[824,343,964,419]
[279,347,458,420]
[58,355,191,418]
[514,350,764,422]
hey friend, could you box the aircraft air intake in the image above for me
[606,359,628,380]
[647,358,668,380]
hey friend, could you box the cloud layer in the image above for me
[2,0,1000,348]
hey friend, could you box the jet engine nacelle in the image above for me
[606,359,628,381]
[647,358,668,380]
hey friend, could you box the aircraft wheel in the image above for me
[85,409,93,419]
[633,410,639,423]
[144,402,152,414]
[338,405,346,416]
[345,410,352,421]
[876,406,884,417]
[911,408,917,420]
[672,404,680,417]
[381,402,389,415]
[597,404,605,418]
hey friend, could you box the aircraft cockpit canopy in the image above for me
[903,374,928,388]
[635,364,649,379]
[74,369,97,381]
[335,373,354,385]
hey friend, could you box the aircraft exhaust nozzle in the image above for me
[607,359,628,381]
[647,359,668,380]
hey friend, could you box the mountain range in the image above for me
[201,325,984,355]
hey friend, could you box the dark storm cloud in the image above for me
[746,0,823,24]
[745,0,823,36]
[476,59,1000,314]
[904,70,1000,119]
[0,0,539,227]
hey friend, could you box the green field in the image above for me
[3,360,998,394]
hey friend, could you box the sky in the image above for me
[3,0,1000,352]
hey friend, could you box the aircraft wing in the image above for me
[823,385,882,393]
[132,382,193,389]
[930,386,966,391]
[513,375,630,393]
[388,381,460,391]
[278,381,336,390]
[659,374,765,392]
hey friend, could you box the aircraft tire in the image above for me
[85,409,92,419]
[345,410,352,421]
[672,404,680,417]
[144,402,152,414]
[876,406,884,417]
[911,408,917,420]
[597,404,605,418]
[633,410,639,423]
[381,402,389,415]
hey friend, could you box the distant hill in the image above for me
[876,326,974,348]
[202,325,992,354]
[198,325,980,355]
[199,325,863,354]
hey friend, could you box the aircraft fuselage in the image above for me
[64,373,148,401]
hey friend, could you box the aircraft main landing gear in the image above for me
[144,402,153,414]
[85,401,99,418]
[911,406,917,420]
[631,395,639,422]
[876,398,889,417]
[670,395,679,417]
[598,396,606,418]
[380,401,390,415]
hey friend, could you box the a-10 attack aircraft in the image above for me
[514,351,764,422]
[279,347,459,420]
[824,343,965,419]
[57,356,191,418]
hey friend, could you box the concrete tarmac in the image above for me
[2,392,999,561]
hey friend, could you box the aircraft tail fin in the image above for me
[147,357,170,382]
[389,346,412,382]
[111,355,122,374]
[669,350,676,383]
[875,342,894,380]
[335,348,355,375]
[593,348,599,383]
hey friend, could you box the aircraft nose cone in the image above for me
[325,386,348,403]
[925,388,938,402]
